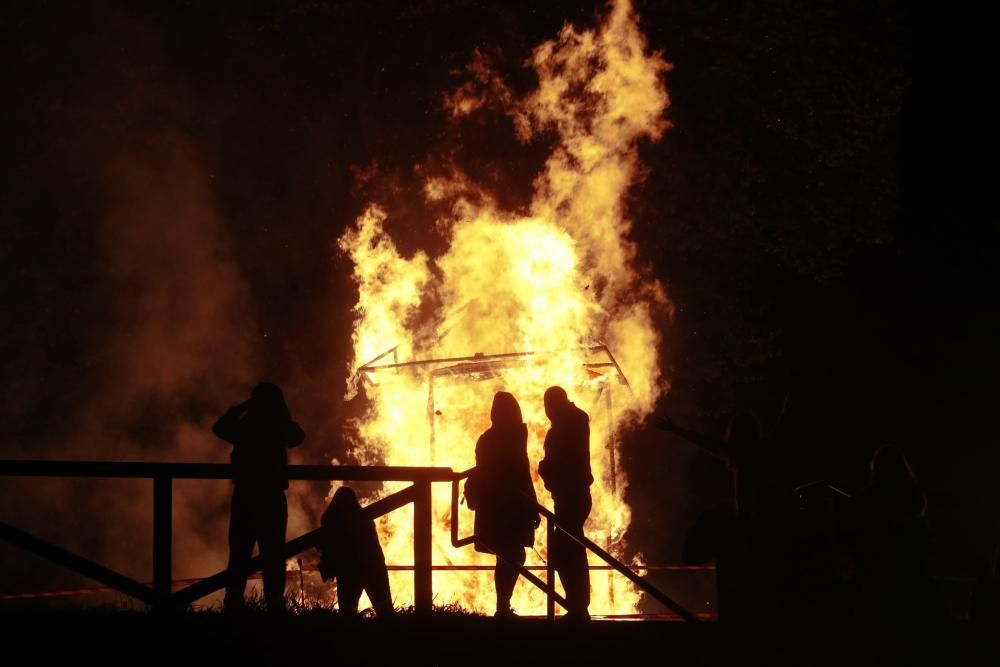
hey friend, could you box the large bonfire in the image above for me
[336,0,671,615]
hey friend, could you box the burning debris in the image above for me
[337,0,671,615]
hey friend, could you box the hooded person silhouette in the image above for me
[468,391,539,617]
[213,382,305,612]
[318,486,393,616]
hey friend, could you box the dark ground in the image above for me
[0,608,990,666]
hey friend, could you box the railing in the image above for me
[0,460,448,613]
[449,468,700,622]
[2,459,699,621]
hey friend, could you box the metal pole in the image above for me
[152,476,172,612]
[298,558,305,608]
[605,382,616,494]
[604,383,616,608]
[413,481,433,612]
[427,377,436,465]
[546,517,556,620]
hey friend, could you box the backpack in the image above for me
[463,467,484,511]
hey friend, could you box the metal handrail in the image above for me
[0,459,455,482]
[1,461,442,612]
[449,468,569,611]
[4,459,701,621]
[449,467,699,622]
[450,467,478,548]
[534,503,699,622]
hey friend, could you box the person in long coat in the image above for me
[467,391,539,617]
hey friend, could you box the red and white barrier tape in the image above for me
[4,565,968,602]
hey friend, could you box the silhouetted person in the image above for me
[682,503,749,624]
[665,411,795,627]
[847,445,935,625]
[318,486,393,616]
[659,411,770,521]
[213,382,305,612]
[971,545,998,627]
[746,485,796,622]
[538,386,592,620]
[792,481,855,624]
[465,391,539,617]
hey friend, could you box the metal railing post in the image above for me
[152,475,172,612]
[413,480,433,612]
[546,516,555,620]
[449,469,476,548]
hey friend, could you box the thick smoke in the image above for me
[2,8,270,603]
[2,135,261,603]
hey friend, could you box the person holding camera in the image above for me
[213,382,305,613]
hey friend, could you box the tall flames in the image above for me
[336,0,671,615]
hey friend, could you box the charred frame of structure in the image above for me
[357,343,631,481]
[357,343,633,606]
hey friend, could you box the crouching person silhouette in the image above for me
[214,382,305,613]
[318,487,394,616]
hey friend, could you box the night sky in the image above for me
[1,0,995,603]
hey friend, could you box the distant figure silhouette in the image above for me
[664,411,788,626]
[318,486,393,616]
[792,481,855,624]
[538,386,592,620]
[746,485,796,622]
[659,411,769,521]
[465,391,539,617]
[847,445,935,624]
[682,503,749,624]
[971,545,998,627]
[213,382,305,612]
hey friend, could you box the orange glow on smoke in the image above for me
[336,0,671,615]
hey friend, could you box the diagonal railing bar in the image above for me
[494,551,569,611]
[0,522,157,605]
[534,504,700,623]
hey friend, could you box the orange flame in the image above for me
[337,0,670,615]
